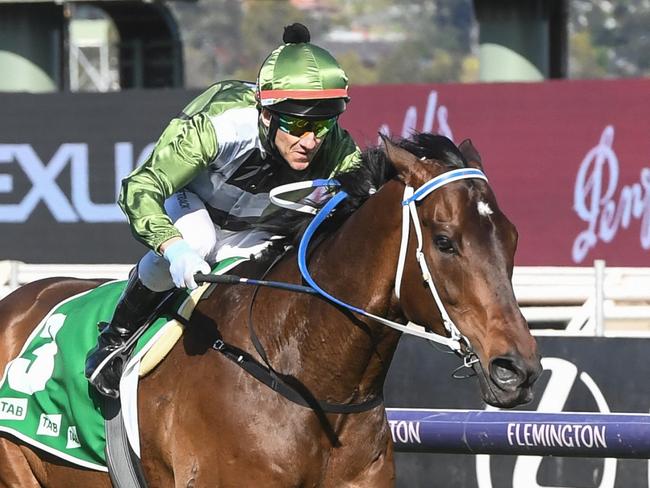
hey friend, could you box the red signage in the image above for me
[341,79,650,266]
[2,81,648,265]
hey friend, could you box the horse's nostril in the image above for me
[489,356,524,389]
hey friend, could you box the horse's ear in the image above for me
[458,139,484,171]
[380,134,426,184]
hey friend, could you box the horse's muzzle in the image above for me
[475,353,542,408]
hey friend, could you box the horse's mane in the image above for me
[257,133,467,247]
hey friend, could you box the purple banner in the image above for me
[386,409,650,459]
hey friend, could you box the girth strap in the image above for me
[242,252,383,414]
[211,338,383,414]
[192,255,384,415]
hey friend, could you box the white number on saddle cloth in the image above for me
[7,313,66,395]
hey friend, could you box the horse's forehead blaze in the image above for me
[477,201,494,217]
[424,187,494,222]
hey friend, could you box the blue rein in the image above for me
[296,187,368,314]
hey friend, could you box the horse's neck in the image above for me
[279,180,405,402]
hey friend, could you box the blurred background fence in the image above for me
[3,260,650,336]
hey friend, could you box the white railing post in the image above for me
[9,261,19,290]
[594,259,606,336]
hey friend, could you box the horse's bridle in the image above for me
[270,168,488,367]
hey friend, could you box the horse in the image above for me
[0,133,541,487]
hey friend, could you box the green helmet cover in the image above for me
[257,42,349,118]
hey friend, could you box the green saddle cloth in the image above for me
[0,257,244,471]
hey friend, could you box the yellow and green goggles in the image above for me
[276,114,337,138]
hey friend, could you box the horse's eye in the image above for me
[435,235,456,254]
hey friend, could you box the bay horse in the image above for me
[0,134,541,487]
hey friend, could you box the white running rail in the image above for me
[1,259,649,336]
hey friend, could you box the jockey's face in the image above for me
[261,109,325,171]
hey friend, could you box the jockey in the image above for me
[84,23,361,398]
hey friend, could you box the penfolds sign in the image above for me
[572,125,650,264]
[342,78,650,266]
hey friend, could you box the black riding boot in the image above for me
[85,269,169,398]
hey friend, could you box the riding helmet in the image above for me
[256,23,349,119]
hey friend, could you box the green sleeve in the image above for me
[118,112,218,252]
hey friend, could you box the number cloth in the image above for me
[0,257,244,471]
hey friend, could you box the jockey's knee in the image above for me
[138,252,175,292]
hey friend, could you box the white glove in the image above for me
[163,240,211,290]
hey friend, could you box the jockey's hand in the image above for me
[162,240,211,290]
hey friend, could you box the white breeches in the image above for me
[138,190,277,292]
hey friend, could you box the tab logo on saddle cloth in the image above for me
[0,398,27,420]
[37,413,62,437]
[67,426,81,449]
